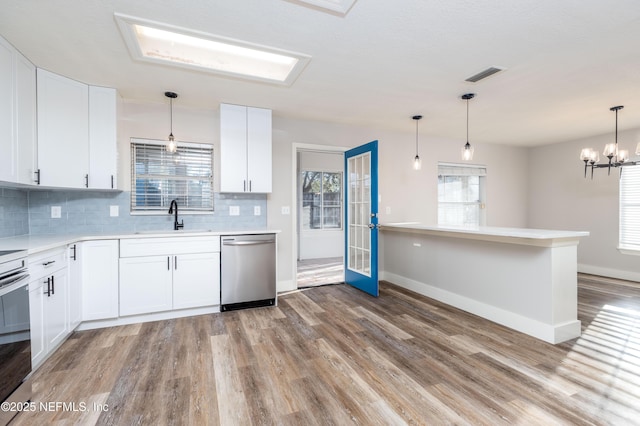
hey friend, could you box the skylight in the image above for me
[115,14,311,86]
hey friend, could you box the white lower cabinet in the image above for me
[119,256,173,316]
[28,248,68,369]
[173,252,221,309]
[67,243,82,330]
[119,237,220,316]
[80,240,119,321]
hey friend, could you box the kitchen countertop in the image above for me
[379,223,589,247]
[0,229,281,254]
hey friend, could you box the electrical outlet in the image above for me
[254,206,261,216]
[229,206,240,216]
[281,206,290,215]
[110,205,119,217]
[51,206,61,219]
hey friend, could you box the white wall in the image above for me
[527,129,640,281]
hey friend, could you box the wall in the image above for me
[0,188,28,237]
[298,150,344,260]
[527,128,640,281]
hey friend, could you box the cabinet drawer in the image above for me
[28,248,66,280]
[120,236,220,257]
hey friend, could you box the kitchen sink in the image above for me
[133,229,213,235]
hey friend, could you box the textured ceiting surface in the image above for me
[2,1,640,146]
[13,274,640,425]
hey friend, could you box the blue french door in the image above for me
[344,140,379,297]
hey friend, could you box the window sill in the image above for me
[617,246,640,256]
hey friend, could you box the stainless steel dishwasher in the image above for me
[221,234,276,311]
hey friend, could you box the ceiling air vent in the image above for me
[465,67,504,83]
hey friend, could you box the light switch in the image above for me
[51,206,61,219]
[110,205,119,217]
[254,206,261,216]
[229,206,240,216]
[385,206,391,215]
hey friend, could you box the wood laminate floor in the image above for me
[10,274,640,425]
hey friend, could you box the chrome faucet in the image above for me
[168,200,184,231]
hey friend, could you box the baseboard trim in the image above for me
[380,271,580,344]
[578,264,640,283]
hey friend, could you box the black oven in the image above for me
[0,250,31,412]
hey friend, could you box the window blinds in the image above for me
[620,165,640,250]
[131,140,214,212]
[438,162,487,177]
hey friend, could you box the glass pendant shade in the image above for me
[589,150,600,163]
[462,142,474,161]
[618,149,629,163]
[603,143,617,158]
[413,155,421,170]
[167,134,177,153]
[580,148,593,161]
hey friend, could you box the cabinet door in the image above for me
[67,243,82,329]
[45,268,68,351]
[247,106,272,193]
[15,53,37,185]
[82,240,119,321]
[0,37,15,182]
[89,86,117,189]
[29,280,46,368]
[220,103,248,193]
[37,68,89,188]
[173,252,220,309]
[119,256,173,316]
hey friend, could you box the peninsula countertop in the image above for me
[379,223,589,247]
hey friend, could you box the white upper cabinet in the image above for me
[88,86,117,189]
[0,36,36,185]
[37,68,89,188]
[220,103,272,193]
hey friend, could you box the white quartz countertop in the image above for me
[379,223,589,247]
[0,229,281,254]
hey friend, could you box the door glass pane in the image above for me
[347,152,371,277]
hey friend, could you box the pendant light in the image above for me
[461,93,475,161]
[165,91,178,153]
[412,115,423,170]
[580,106,640,178]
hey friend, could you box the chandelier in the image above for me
[580,106,640,178]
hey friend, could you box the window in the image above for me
[301,171,342,230]
[620,165,640,252]
[131,139,214,213]
[438,163,486,227]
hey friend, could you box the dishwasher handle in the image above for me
[222,239,275,246]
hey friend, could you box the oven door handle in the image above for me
[0,273,30,297]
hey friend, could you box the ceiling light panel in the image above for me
[115,13,311,86]
[293,0,358,15]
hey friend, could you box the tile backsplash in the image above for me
[0,188,29,237]
[0,188,267,237]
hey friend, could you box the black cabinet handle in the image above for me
[35,169,41,185]
[85,174,89,188]
[71,244,77,261]
[167,256,170,270]
[44,277,51,297]
[42,260,56,266]
[51,275,55,295]
[174,256,177,270]
[111,175,114,189]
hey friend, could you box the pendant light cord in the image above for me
[466,97,469,143]
[170,97,174,138]
[415,119,419,155]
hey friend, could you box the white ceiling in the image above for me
[2,0,640,147]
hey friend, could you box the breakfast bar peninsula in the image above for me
[380,223,589,344]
